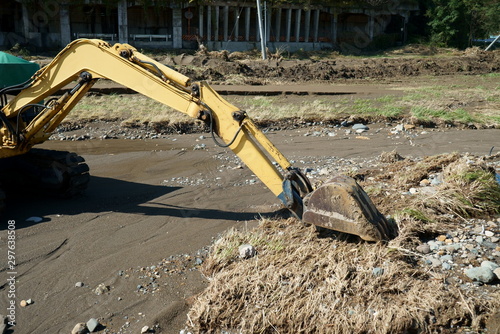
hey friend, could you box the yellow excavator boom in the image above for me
[0,39,397,241]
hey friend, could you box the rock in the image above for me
[394,124,404,132]
[75,282,84,288]
[404,124,415,130]
[425,257,442,267]
[494,268,500,280]
[465,267,495,283]
[437,235,447,242]
[442,262,452,270]
[485,230,495,237]
[94,283,109,295]
[420,179,431,186]
[429,173,443,186]
[416,243,431,254]
[239,244,257,259]
[141,325,150,333]
[71,323,88,334]
[26,298,33,305]
[20,300,27,307]
[481,261,499,271]
[427,240,440,251]
[372,267,384,276]
[352,124,369,131]
[86,318,99,332]
[440,255,453,262]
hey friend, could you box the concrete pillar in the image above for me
[59,3,71,46]
[223,6,228,41]
[256,8,260,42]
[234,7,239,41]
[332,12,338,45]
[117,0,128,43]
[286,8,292,43]
[304,10,311,43]
[313,9,320,42]
[245,7,250,41]
[207,6,212,41]
[275,8,281,42]
[295,9,301,42]
[199,6,204,40]
[215,6,219,41]
[172,7,182,48]
[266,6,271,42]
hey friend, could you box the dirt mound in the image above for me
[172,48,499,83]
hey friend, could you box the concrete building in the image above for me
[0,0,419,53]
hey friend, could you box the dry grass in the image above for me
[414,156,500,219]
[187,218,499,333]
[364,153,500,244]
[186,153,500,333]
[66,94,195,125]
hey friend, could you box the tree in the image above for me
[426,0,500,49]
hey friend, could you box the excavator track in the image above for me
[0,149,90,201]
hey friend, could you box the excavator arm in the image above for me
[0,39,396,241]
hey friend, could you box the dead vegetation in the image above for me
[364,153,500,243]
[185,153,500,333]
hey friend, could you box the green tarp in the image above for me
[0,52,40,89]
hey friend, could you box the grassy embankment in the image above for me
[66,73,500,128]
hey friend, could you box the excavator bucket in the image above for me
[302,175,397,242]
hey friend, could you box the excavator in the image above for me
[0,39,396,241]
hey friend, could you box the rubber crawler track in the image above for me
[0,149,90,211]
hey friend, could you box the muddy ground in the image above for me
[1,46,500,333]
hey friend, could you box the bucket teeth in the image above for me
[303,175,397,241]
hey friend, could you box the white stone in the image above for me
[71,323,87,334]
[239,244,257,259]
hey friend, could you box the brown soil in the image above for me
[1,47,500,333]
[166,46,500,83]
